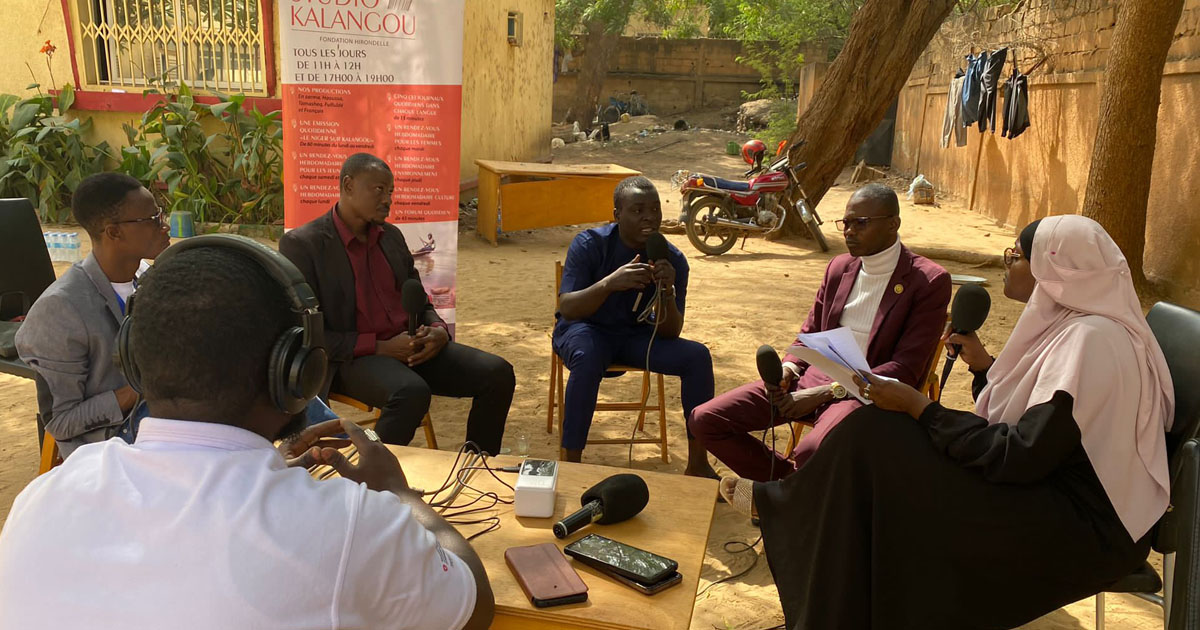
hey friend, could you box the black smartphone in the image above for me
[579,557,683,595]
[563,533,678,585]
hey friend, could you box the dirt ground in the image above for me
[0,113,1166,629]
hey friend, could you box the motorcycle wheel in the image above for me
[686,197,739,256]
[805,215,829,252]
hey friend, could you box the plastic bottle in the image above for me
[43,232,51,259]
[67,233,81,262]
[51,233,64,262]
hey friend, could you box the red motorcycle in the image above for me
[671,142,828,255]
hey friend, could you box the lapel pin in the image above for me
[893,284,904,294]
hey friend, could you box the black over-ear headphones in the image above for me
[115,234,328,415]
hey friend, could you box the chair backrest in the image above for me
[554,260,563,312]
[0,199,56,321]
[1146,302,1200,461]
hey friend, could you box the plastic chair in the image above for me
[0,198,55,379]
[1095,302,1200,630]
[34,374,62,474]
[546,261,670,462]
[327,393,438,449]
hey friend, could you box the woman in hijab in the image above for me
[721,215,1174,629]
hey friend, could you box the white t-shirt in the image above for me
[0,418,477,630]
[110,259,151,312]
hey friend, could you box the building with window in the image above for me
[1,0,553,184]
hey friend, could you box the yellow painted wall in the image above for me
[0,0,553,185]
[892,0,1200,303]
[460,0,554,182]
[0,0,74,96]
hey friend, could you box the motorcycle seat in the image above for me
[699,175,751,192]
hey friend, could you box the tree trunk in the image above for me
[782,0,958,236]
[566,20,620,132]
[1081,0,1185,291]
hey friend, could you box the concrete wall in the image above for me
[553,37,768,121]
[0,0,552,186]
[892,0,1200,300]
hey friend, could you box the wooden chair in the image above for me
[38,433,61,475]
[546,261,670,462]
[327,393,439,449]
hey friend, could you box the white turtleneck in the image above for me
[838,238,902,354]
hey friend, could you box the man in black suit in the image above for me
[280,153,514,454]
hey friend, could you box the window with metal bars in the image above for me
[70,0,269,95]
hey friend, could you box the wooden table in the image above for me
[474,160,641,245]
[388,446,718,630]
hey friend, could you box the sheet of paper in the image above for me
[785,346,873,405]
[795,327,872,375]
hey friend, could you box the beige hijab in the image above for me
[976,215,1174,541]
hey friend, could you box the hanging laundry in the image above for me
[960,53,984,125]
[1002,61,1030,139]
[941,71,968,148]
[978,47,1009,133]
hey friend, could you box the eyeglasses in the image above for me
[834,215,896,231]
[1003,247,1022,267]
[111,208,165,227]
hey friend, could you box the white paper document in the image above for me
[787,327,876,404]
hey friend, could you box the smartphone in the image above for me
[578,556,683,595]
[532,592,588,608]
[563,533,678,585]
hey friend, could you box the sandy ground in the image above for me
[0,115,1167,629]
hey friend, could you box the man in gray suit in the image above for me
[18,173,340,458]
[16,173,170,456]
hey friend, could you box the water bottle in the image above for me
[43,232,51,259]
[51,233,64,262]
[67,233,81,262]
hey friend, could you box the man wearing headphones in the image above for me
[281,153,514,454]
[0,237,494,629]
[16,173,336,457]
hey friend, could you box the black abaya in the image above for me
[753,375,1151,630]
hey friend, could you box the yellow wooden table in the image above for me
[474,160,642,245]
[388,445,718,630]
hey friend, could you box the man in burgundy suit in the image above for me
[689,184,950,481]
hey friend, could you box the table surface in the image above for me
[387,446,718,630]
[475,160,641,178]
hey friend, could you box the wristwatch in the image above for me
[829,381,848,400]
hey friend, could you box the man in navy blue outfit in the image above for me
[553,176,716,476]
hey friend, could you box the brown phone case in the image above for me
[505,543,589,606]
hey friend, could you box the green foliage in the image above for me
[760,99,798,150]
[555,0,674,48]
[722,0,860,96]
[0,84,113,223]
[0,80,282,226]
[123,81,284,225]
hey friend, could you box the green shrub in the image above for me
[123,82,283,225]
[0,84,113,223]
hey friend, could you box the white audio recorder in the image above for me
[514,459,558,518]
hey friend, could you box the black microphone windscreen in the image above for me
[581,474,649,524]
[756,344,783,386]
[645,232,669,263]
[950,284,991,333]
[401,279,427,316]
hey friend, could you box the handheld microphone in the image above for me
[645,232,669,265]
[401,279,427,336]
[552,473,649,539]
[756,344,783,387]
[939,284,991,396]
